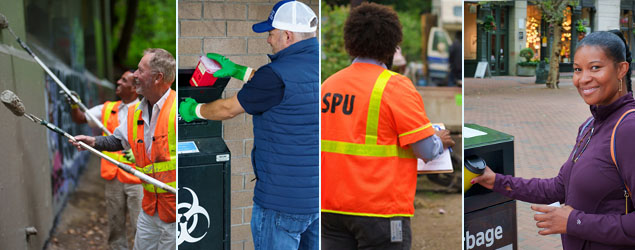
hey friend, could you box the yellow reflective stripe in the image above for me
[321,209,413,218]
[365,70,397,144]
[168,97,176,159]
[103,151,133,164]
[324,70,413,158]
[321,140,415,158]
[102,101,117,136]
[399,123,432,138]
[132,103,141,142]
[142,181,176,193]
[134,160,176,174]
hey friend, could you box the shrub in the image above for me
[519,48,534,62]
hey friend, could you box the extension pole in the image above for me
[1,90,176,194]
[0,13,112,135]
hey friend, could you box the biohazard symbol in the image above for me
[177,187,210,245]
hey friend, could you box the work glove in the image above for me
[60,90,81,109]
[206,53,253,82]
[179,98,202,122]
[123,149,135,164]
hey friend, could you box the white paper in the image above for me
[464,127,487,138]
[535,201,561,214]
[417,148,453,173]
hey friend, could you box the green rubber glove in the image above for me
[206,53,252,82]
[179,98,200,122]
[123,149,135,164]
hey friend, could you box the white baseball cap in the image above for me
[252,0,317,33]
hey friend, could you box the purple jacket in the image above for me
[493,94,635,249]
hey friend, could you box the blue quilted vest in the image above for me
[251,37,319,214]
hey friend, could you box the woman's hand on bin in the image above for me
[470,166,495,189]
[207,53,252,82]
[179,98,201,122]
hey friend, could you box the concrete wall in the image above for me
[178,1,318,249]
[416,86,462,129]
[0,1,113,249]
[0,3,54,249]
[595,0,620,31]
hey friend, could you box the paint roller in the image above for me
[0,13,112,136]
[1,90,176,194]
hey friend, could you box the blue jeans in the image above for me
[251,203,319,250]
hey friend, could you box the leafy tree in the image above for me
[398,12,422,62]
[323,0,431,14]
[534,0,577,89]
[321,3,351,82]
[111,0,176,74]
[321,1,425,81]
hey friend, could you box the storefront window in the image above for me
[526,5,541,60]
[465,3,478,60]
[560,6,572,63]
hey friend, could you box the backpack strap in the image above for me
[610,108,635,214]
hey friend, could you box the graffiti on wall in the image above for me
[44,68,103,215]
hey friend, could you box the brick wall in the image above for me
[178,1,318,249]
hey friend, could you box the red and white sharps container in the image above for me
[190,56,222,87]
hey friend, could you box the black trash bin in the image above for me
[464,124,517,250]
[177,69,231,250]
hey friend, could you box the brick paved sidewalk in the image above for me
[464,76,590,249]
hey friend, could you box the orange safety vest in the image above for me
[321,63,435,217]
[127,90,176,223]
[100,101,141,184]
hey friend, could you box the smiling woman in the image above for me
[471,30,635,249]
[573,32,631,106]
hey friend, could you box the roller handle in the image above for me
[41,119,176,194]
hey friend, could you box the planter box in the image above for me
[517,64,536,76]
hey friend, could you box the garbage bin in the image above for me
[177,69,231,250]
[464,124,517,250]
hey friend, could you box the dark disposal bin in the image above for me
[177,69,231,250]
[464,124,517,250]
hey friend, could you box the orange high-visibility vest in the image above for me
[321,63,435,217]
[127,90,176,223]
[100,100,141,184]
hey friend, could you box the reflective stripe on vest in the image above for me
[126,90,176,223]
[321,70,431,159]
[321,69,431,218]
[100,101,139,183]
[129,95,177,194]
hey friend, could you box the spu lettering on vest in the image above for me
[322,92,355,115]
[465,226,503,249]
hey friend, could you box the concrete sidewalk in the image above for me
[465,76,590,249]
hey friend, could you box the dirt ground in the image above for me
[411,176,462,250]
[45,156,461,250]
[45,155,136,250]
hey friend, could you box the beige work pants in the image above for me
[133,211,176,250]
[105,178,142,250]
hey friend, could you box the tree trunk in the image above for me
[113,0,139,73]
[547,24,563,89]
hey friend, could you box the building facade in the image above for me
[465,0,632,77]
